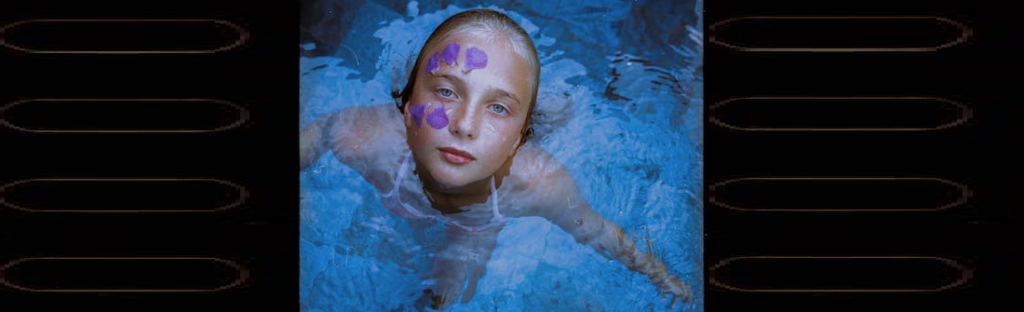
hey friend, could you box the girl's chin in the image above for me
[429,177,474,191]
[423,170,489,192]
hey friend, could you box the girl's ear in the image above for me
[402,101,414,129]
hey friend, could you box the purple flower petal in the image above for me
[426,105,449,129]
[464,47,487,72]
[440,42,460,66]
[425,52,440,74]
[410,103,428,127]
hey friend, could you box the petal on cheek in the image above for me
[441,42,460,66]
[410,103,428,127]
[426,105,449,129]
[426,52,440,74]
[464,47,487,72]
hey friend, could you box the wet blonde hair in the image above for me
[393,9,541,142]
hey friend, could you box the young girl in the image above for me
[300,9,692,310]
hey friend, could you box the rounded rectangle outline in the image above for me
[709,256,973,292]
[709,177,972,212]
[0,19,249,54]
[1,98,250,133]
[0,257,250,292]
[1,178,248,213]
[709,97,973,131]
[709,16,973,52]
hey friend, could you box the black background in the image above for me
[1,0,297,310]
[1,0,1020,311]
[705,0,1020,311]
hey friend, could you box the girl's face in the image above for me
[403,33,533,192]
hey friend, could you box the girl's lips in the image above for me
[438,147,475,164]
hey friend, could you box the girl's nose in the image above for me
[449,103,479,139]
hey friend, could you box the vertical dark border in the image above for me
[705,0,1021,310]
[0,0,298,310]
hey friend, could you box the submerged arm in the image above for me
[521,149,691,307]
[299,105,401,172]
[300,113,332,170]
[553,201,689,305]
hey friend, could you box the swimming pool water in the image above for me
[300,0,703,311]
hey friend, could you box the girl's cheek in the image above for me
[483,120,499,135]
[410,103,429,128]
[426,104,449,129]
[485,120,519,152]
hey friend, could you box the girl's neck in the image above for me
[420,176,493,214]
[414,156,514,214]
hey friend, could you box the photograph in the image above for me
[300,0,703,310]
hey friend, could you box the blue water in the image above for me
[300,0,703,311]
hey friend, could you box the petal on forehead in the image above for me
[426,52,440,74]
[464,47,487,72]
[441,42,460,66]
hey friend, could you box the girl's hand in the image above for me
[656,273,692,309]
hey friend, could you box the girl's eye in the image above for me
[488,104,508,115]
[437,88,455,98]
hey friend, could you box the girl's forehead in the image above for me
[427,32,519,64]
[420,34,532,98]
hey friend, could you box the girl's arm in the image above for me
[299,105,402,172]
[517,148,692,307]
[300,113,332,170]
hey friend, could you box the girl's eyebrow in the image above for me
[432,73,467,90]
[490,89,522,107]
[432,72,522,107]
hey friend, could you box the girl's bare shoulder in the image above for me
[510,142,562,181]
[504,143,581,215]
[324,104,407,180]
[325,104,403,150]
